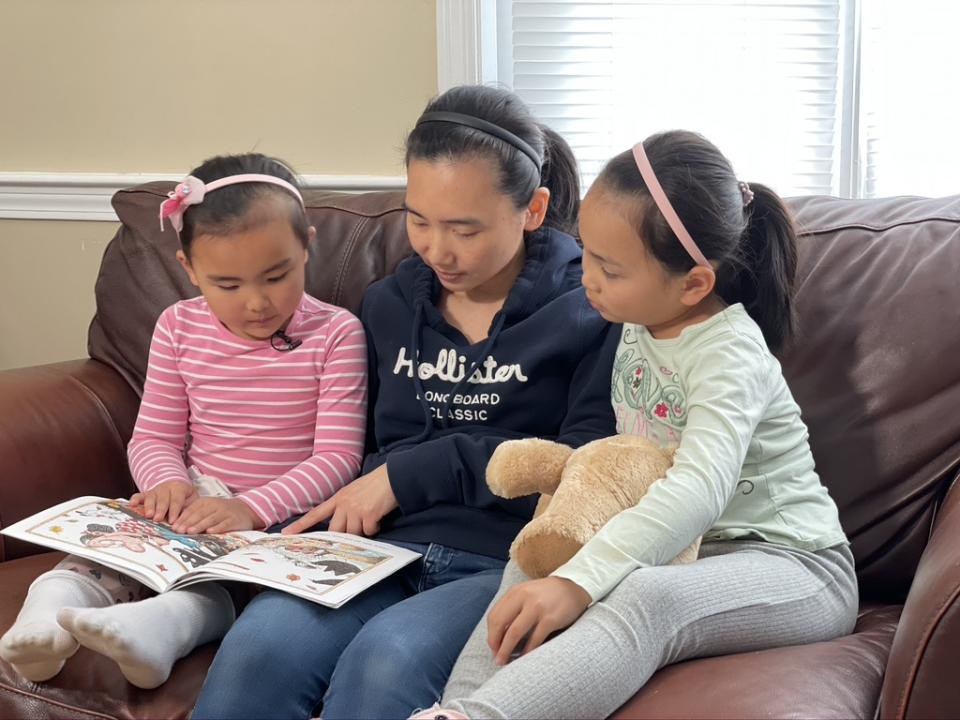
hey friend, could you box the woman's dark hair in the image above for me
[405,85,580,236]
[179,153,310,258]
[595,131,798,351]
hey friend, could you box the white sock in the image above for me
[57,584,235,689]
[0,571,113,681]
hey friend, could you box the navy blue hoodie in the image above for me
[360,226,619,559]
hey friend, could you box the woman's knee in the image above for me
[341,616,428,684]
[325,620,449,719]
[234,591,298,631]
[219,592,324,663]
[197,592,339,717]
[338,602,467,696]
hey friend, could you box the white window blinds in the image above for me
[500,0,847,196]
[493,0,959,198]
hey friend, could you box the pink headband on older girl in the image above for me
[631,143,711,268]
[159,173,305,233]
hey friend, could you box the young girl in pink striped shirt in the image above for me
[0,153,368,689]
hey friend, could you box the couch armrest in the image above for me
[0,359,140,561]
[880,467,960,719]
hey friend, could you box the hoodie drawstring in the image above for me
[404,299,435,446]
[389,303,510,448]
[437,310,508,429]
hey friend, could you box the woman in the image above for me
[192,84,618,720]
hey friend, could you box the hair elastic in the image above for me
[631,142,711,268]
[159,173,305,233]
[416,111,542,174]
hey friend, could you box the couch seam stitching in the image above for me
[801,216,960,235]
[116,188,406,220]
[332,217,367,306]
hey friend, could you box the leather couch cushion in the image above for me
[0,361,140,562]
[780,195,960,600]
[613,604,900,719]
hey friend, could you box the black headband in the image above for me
[415,111,543,174]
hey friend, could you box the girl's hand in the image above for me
[282,464,398,537]
[129,481,198,524]
[487,576,592,666]
[171,497,263,534]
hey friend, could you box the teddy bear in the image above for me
[486,435,701,578]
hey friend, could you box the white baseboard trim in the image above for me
[0,173,407,222]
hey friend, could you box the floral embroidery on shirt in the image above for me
[613,346,688,433]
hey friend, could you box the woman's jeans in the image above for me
[191,540,505,720]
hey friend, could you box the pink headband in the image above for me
[159,173,305,233]
[631,143,711,268]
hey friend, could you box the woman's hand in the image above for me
[282,464,398,537]
[170,497,263,534]
[129,481,198,524]
[487,576,592,665]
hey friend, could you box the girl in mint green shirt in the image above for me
[413,131,857,720]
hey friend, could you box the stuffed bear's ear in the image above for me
[487,438,574,498]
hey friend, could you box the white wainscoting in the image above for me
[0,173,407,222]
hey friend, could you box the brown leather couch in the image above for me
[1,185,958,719]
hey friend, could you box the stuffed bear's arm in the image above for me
[486,438,574,498]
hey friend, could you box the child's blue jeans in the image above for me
[190,540,505,720]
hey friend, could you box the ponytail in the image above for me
[594,131,800,352]
[537,125,580,236]
[733,183,798,352]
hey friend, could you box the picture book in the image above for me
[1,497,420,609]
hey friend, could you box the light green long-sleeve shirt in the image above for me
[552,304,848,601]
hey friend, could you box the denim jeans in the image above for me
[191,540,505,720]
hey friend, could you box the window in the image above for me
[442,0,960,198]
[857,1,960,197]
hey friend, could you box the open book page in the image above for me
[171,532,421,608]
[0,496,263,592]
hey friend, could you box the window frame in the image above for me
[437,0,870,198]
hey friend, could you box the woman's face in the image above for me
[404,157,547,298]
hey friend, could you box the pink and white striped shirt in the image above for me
[127,294,367,527]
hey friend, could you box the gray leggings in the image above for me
[442,540,858,719]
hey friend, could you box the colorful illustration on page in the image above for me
[237,536,390,589]
[27,499,251,582]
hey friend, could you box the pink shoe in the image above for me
[409,703,468,719]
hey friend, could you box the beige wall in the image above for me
[0,221,116,370]
[0,0,436,174]
[0,0,436,370]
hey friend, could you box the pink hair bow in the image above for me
[159,176,207,233]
